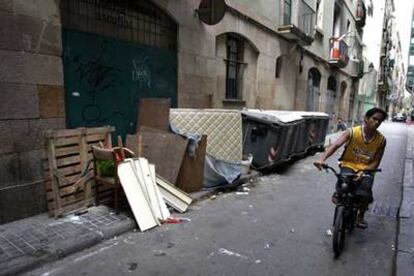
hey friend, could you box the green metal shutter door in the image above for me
[63,30,177,139]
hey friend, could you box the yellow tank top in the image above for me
[339,126,385,172]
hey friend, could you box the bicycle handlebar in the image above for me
[320,164,381,177]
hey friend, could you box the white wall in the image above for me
[362,0,386,70]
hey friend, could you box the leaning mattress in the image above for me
[170,109,242,163]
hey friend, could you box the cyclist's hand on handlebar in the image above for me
[313,160,327,171]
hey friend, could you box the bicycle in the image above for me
[320,164,381,259]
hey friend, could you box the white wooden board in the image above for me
[135,158,165,222]
[118,160,158,231]
[149,163,170,220]
[157,175,193,205]
[156,175,193,213]
[158,188,189,213]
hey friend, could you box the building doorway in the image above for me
[61,0,178,138]
[306,68,321,111]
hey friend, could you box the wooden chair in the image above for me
[92,146,134,213]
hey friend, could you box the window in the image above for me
[284,0,292,25]
[316,0,323,29]
[226,35,245,99]
[300,0,315,36]
[275,56,283,78]
[349,90,355,121]
[332,4,341,37]
[62,0,177,50]
[326,76,337,116]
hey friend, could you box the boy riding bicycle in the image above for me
[314,107,387,229]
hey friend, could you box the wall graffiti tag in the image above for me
[72,40,121,93]
[63,29,177,139]
[69,40,127,127]
[131,56,151,89]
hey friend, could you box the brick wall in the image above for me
[0,0,65,223]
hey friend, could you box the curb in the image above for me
[396,126,414,275]
[191,171,260,202]
[0,218,136,276]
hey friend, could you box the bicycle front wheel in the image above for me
[348,207,358,234]
[332,206,346,258]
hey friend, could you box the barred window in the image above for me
[225,35,245,100]
[61,0,177,50]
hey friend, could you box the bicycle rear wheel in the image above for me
[332,206,346,258]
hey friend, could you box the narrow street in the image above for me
[24,122,407,276]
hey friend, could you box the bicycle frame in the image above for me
[320,164,380,258]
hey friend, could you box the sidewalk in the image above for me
[396,126,414,275]
[0,132,343,276]
[0,184,253,276]
[0,206,135,276]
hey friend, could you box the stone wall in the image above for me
[0,0,64,223]
[159,0,296,110]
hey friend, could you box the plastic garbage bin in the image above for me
[241,110,304,170]
[290,111,329,151]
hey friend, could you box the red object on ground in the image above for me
[163,217,191,224]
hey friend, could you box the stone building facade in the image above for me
[377,0,395,110]
[0,0,65,223]
[0,0,366,223]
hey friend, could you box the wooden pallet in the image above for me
[44,127,115,217]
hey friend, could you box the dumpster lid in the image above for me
[242,109,304,124]
[288,111,330,118]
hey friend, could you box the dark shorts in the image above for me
[337,167,374,203]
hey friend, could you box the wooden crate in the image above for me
[44,127,115,217]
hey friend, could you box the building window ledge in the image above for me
[222,99,246,105]
[314,26,324,38]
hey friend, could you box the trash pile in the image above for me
[44,98,329,229]
[117,158,192,231]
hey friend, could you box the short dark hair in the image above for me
[365,107,387,121]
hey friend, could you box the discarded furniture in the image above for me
[126,126,188,185]
[170,109,244,188]
[118,158,160,231]
[156,175,193,213]
[176,135,207,193]
[45,127,114,217]
[170,109,242,163]
[92,146,134,214]
[137,98,171,132]
[118,158,189,231]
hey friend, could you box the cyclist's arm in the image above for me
[314,130,350,169]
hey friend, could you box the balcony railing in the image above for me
[355,0,366,28]
[328,37,349,68]
[277,0,315,45]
